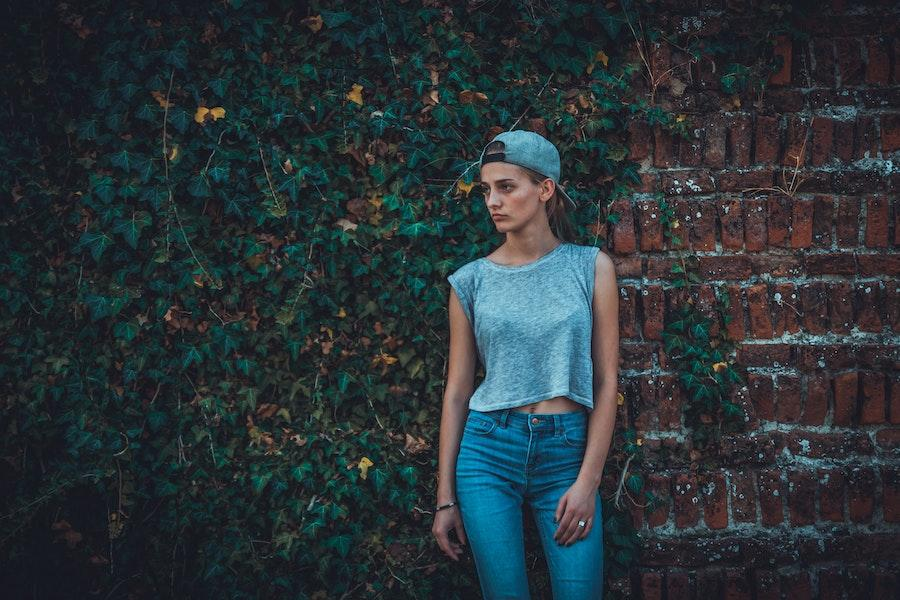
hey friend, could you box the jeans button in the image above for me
[531,417,539,424]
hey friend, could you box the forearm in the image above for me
[576,379,618,488]
[436,394,469,503]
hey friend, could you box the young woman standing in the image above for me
[432,129,620,599]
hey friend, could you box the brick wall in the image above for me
[605,1,898,597]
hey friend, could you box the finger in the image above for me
[554,495,567,526]
[455,517,467,546]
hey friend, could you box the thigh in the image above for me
[456,412,530,599]
[528,440,604,599]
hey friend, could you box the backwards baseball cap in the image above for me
[478,129,576,209]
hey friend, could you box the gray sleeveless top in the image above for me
[447,242,599,412]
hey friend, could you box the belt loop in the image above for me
[499,408,510,428]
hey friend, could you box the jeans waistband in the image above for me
[472,406,586,434]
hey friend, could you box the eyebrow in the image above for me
[478,179,516,186]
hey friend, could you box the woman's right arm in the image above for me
[432,286,478,561]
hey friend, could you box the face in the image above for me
[478,162,554,231]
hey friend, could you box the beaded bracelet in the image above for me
[436,500,458,512]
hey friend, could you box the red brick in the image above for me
[727,113,752,167]
[864,194,889,247]
[699,470,728,529]
[717,169,773,192]
[854,116,878,160]
[635,375,659,433]
[627,117,652,161]
[743,198,767,251]
[753,569,781,600]
[689,200,717,251]
[799,281,830,333]
[783,115,809,167]
[855,282,883,333]
[857,254,900,277]
[833,372,858,426]
[724,567,752,599]
[802,375,829,425]
[796,344,857,371]
[859,371,886,425]
[771,283,800,336]
[729,469,758,523]
[818,567,845,600]
[737,343,791,368]
[875,428,900,453]
[780,570,813,600]
[668,198,691,250]
[836,196,861,246]
[804,253,856,276]
[636,198,664,251]
[834,120,854,162]
[641,284,665,340]
[697,256,753,279]
[647,473,671,528]
[882,466,899,523]
[609,198,636,254]
[790,198,814,247]
[746,283,774,338]
[640,571,663,600]
[658,374,681,430]
[673,472,700,529]
[775,374,802,423]
[697,568,723,597]
[873,569,899,600]
[755,115,780,164]
[836,37,864,85]
[826,282,854,334]
[665,571,691,600]
[678,130,703,167]
[847,466,875,522]
[865,36,890,84]
[768,34,792,85]
[653,124,676,168]
[724,285,746,341]
[704,114,726,169]
[818,468,846,522]
[766,194,791,247]
[812,195,834,246]
[717,197,743,250]
[787,469,816,526]
[882,113,900,153]
[757,468,784,526]
[810,116,834,166]
[782,431,874,459]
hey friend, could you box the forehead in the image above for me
[479,162,523,183]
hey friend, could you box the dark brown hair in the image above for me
[482,140,576,242]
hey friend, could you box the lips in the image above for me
[491,214,507,219]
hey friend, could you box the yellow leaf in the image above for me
[586,50,609,75]
[672,219,680,229]
[194,106,209,124]
[457,180,475,196]
[209,106,226,120]
[676,114,686,122]
[616,392,625,406]
[151,90,172,108]
[347,83,364,106]
[712,361,728,373]
[636,437,643,446]
[337,307,346,318]
[301,15,323,32]
[358,456,374,480]
[167,144,179,161]
[192,274,204,288]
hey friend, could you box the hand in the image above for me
[553,480,596,546]
[432,505,467,561]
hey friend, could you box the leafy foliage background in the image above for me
[0,0,660,597]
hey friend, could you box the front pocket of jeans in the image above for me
[562,425,586,448]
[464,414,497,436]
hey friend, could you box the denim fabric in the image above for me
[455,407,604,599]
[446,242,600,413]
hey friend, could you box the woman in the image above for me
[431,130,619,599]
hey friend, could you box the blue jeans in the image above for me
[455,407,604,599]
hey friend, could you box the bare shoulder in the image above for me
[593,247,616,280]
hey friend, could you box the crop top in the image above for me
[446,242,600,412]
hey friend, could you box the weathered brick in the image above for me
[665,571,691,600]
[836,196,861,246]
[882,466,899,523]
[754,115,780,164]
[636,198,664,251]
[609,198,636,254]
[771,283,800,336]
[787,469,816,526]
[757,468,784,526]
[804,253,856,276]
[780,569,813,600]
[738,344,791,368]
[864,194,889,247]
[766,194,791,247]
[810,116,834,166]
[627,116,652,161]
[802,375,829,426]
[847,466,876,522]
[753,569,781,600]
[658,373,682,431]
[783,115,808,167]
[781,430,874,459]
[790,198,814,247]
[855,281,883,332]
[699,470,728,529]
[835,37,864,85]
[724,284,746,341]
[818,468,846,522]
[673,472,700,528]
[811,194,834,246]
[640,570,663,600]
[865,36,890,84]
[833,120,855,162]
[619,283,637,338]
[859,371,886,425]
[799,281,830,333]
[746,283,774,338]
[654,124,676,168]
[775,374,802,423]
[828,281,854,333]
[729,469,758,523]
[833,372,858,426]
[727,113,752,167]
[881,113,900,153]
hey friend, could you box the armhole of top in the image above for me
[447,269,475,328]
[585,246,601,301]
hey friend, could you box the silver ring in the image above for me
[577,520,586,527]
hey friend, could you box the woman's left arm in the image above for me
[577,249,620,488]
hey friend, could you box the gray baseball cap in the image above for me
[478,129,576,209]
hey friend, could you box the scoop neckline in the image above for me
[479,242,568,271]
